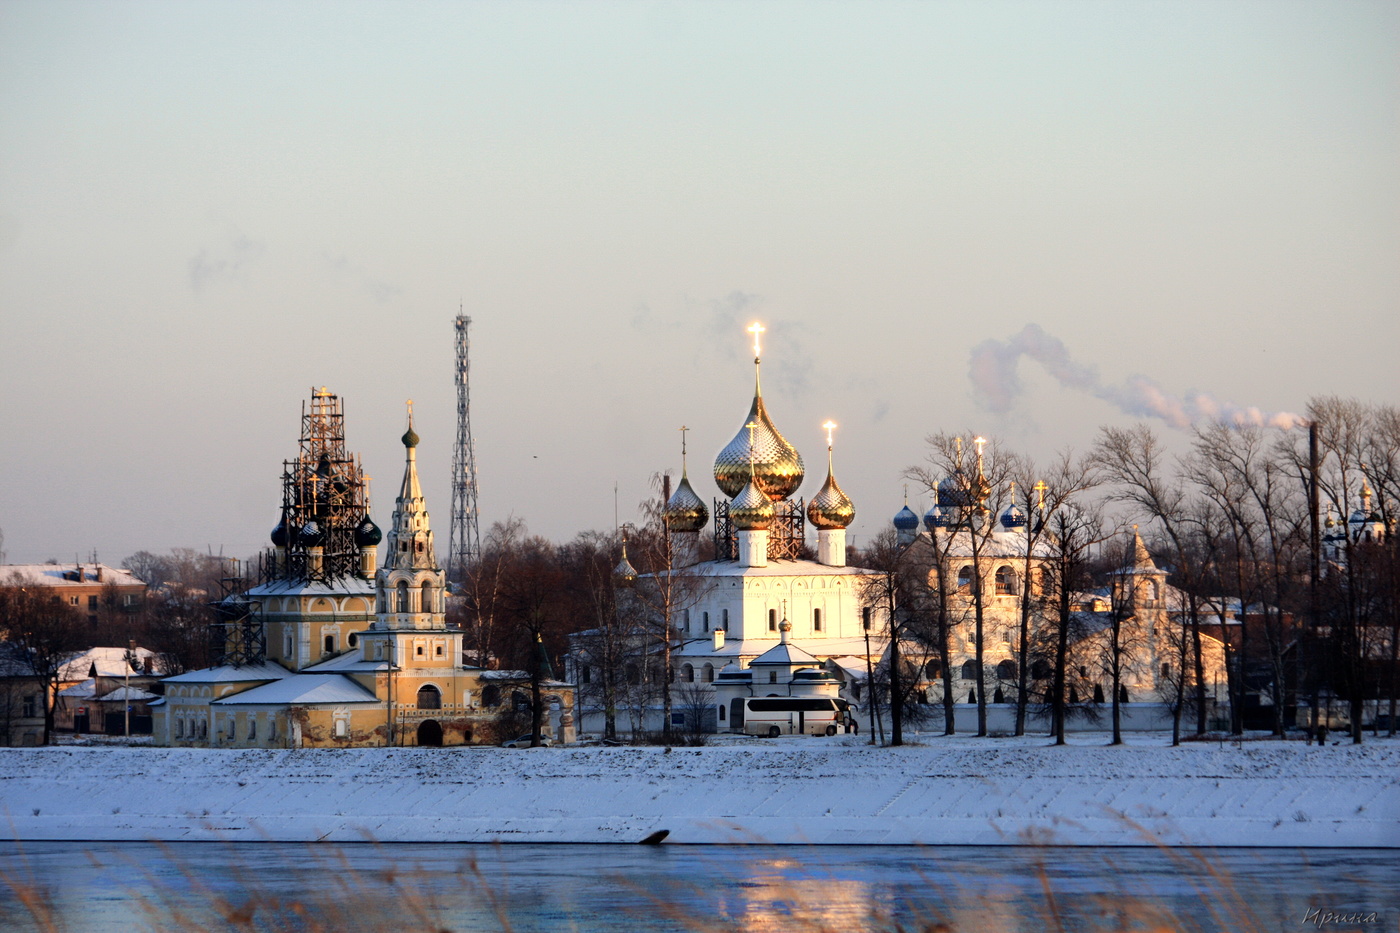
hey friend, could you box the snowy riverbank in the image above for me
[2,734,1396,847]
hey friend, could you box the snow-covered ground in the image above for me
[2,733,1396,847]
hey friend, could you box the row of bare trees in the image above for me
[852,396,1398,746]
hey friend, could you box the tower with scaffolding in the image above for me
[448,314,481,588]
[212,387,381,667]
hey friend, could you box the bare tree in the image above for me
[0,574,85,745]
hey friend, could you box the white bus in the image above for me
[730,697,855,737]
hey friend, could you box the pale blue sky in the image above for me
[1,1,1396,565]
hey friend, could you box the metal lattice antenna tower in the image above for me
[449,312,481,587]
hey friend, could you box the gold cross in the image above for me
[747,321,765,358]
[1034,480,1048,510]
[823,420,837,448]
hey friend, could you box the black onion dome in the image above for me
[354,516,382,547]
[298,520,325,547]
[402,425,420,449]
[271,514,290,547]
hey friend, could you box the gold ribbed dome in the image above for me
[729,476,775,531]
[664,472,709,533]
[808,458,855,530]
[714,365,804,500]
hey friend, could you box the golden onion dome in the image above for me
[807,450,855,529]
[664,472,709,533]
[729,475,775,531]
[714,367,804,500]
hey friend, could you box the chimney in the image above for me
[713,628,725,651]
[96,565,105,583]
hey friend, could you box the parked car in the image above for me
[502,733,554,748]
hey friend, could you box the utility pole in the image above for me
[449,312,481,589]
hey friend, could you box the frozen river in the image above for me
[1,841,1396,932]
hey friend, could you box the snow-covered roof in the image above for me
[58,679,100,699]
[59,646,163,681]
[303,651,390,673]
[162,662,294,684]
[244,577,375,598]
[907,529,1056,560]
[825,656,869,682]
[749,641,819,667]
[94,685,160,703]
[0,563,145,589]
[212,674,379,706]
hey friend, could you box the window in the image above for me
[422,581,434,614]
[417,685,442,710]
[581,666,591,684]
[703,612,710,633]
[957,566,973,589]
[768,609,777,632]
[960,660,980,681]
[285,634,294,657]
[995,567,1017,596]
[722,608,729,631]
[862,606,873,630]
[996,660,1017,680]
[435,645,444,657]
[682,664,695,683]
[22,695,36,718]
[483,685,501,706]
[269,718,277,741]
[769,671,778,684]
[813,608,823,632]
[683,610,690,632]
[718,704,726,722]
[396,581,409,613]
[88,595,98,610]
[1161,663,1171,679]
[324,635,335,654]
[1119,686,1130,703]
[1093,683,1105,704]
[199,721,207,739]
[248,719,257,740]
[69,596,78,606]
[702,663,714,684]
[348,632,358,647]
[334,720,348,738]
[175,719,184,738]
[416,645,424,656]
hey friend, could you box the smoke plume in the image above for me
[969,324,1305,430]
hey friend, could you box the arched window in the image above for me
[957,566,974,589]
[1118,686,1130,703]
[421,581,434,614]
[581,665,591,684]
[995,566,1017,596]
[703,612,710,632]
[482,685,501,707]
[813,608,823,632]
[417,685,442,710]
[960,660,980,681]
[925,660,940,679]
[396,581,409,613]
[722,608,729,631]
[768,609,777,631]
[995,659,1017,680]
[1161,663,1171,679]
[1069,686,1080,704]
[702,663,715,683]
[323,634,334,654]
[512,691,530,712]
[348,632,358,647]
[993,687,1005,704]
[682,664,695,683]
[1093,683,1105,704]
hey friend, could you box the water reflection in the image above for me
[0,842,1395,933]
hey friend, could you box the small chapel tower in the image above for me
[363,406,462,670]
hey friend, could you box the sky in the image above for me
[1,1,1396,568]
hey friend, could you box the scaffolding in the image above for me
[448,314,481,587]
[269,387,373,584]
[210,558,264,666]
[712,497,806,562]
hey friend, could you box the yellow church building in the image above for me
[153,389,575,748]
